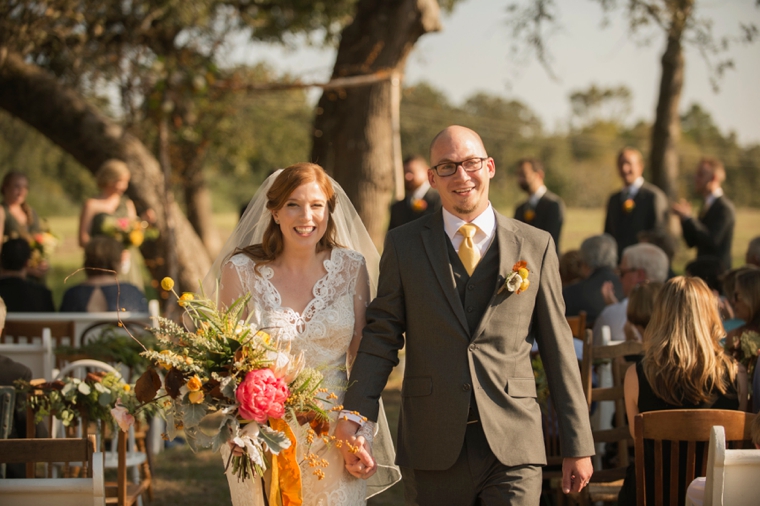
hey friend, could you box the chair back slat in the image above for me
[672,440,683,505]
[4,320,76,347]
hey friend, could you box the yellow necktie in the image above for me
[458,223,481,275]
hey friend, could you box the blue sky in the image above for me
[228,0,760,144]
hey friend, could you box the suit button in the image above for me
[462,383,471,391]
[467,306,473,313]
[469,344,477,351]
[467,284,474,291]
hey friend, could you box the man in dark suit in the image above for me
[604,147,669,260]
[337,126,594,504]
[563,234,623,328]
[0,238,55,312]
[672,156,736,270]
[514,158,564,250]
[388,155,441,230]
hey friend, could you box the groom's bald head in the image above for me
[429,126,486,160]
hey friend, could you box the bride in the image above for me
[207,163,400,505]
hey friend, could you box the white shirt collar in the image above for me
[442,203,497,257]
[705,187,723,208]
[625,177,645,198]
[410,181,431,201]
[528,185,547,208]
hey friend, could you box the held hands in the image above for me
[335,419,377,480]
[562,456,593,494]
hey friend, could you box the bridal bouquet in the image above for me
[130,278,338,487]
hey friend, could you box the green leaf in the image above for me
[198,410,229,437]
[259,425,291,455]
[98,392,113,407]
[77,382,91,395]
[182,402,207,428]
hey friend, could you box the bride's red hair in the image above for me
[238,163,340,265]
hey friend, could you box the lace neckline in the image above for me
[259,248,338,325]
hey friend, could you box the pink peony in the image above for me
[236,369,290,424]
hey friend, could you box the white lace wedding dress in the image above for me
[219,247,370,506]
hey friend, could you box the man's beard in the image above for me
[454,203,478,215]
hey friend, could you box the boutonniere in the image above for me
[498,261,530,295]
[622,198,635,213]
[410,198,428,212]
[523,209,535,222]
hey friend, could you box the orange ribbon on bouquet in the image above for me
[268,418,302,506]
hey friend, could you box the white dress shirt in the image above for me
[528,185,547,209]
[442,203,497,258]
[704,187,724,210]
[410,181,431,201]
[623,177,644,199]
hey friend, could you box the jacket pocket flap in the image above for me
[402,376,433,397]
[507,377,537,398]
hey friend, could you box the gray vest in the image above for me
[446,237,500,337]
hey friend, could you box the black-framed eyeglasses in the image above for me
[431,157,488,177]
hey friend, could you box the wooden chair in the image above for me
[105,428,152,506]
[566,311,587,339]
[694,425,760,506]
[572,339,643,504]
[0,436,104,505]
[634,409,755,506]
[4,319,77,347]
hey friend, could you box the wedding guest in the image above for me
[560,249,584,287]
[722,266,758,332]
[623,281,664,346]
[388,155,441,230]
[60,237,147,313]
[672,156,736,270]
[514,158,564,250]
[604,147,669,260]
[746,236,760,267]
[0,238,54,312]
[563,234,623,327]
[620,276,746,506]
[726,269,760,413]
[592,243,669,345]
[637,228,677,279]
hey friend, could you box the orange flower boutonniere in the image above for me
[498,261,530,295]
[411,198,428,213]
[523,209,535,222]
[622,198,635,213]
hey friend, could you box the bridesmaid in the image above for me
[78,159,145,290]
[0,171,49,280]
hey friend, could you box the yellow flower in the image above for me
[185,356,194,365]
[123,384,131,392]
[161,277,174,291]
[188,391,204,404]
[129,229,144,247]
[519,279,531,293]
[517,267,529,280]
[256,330,271,344]
[178,292,194,307]
[186,375,202,392]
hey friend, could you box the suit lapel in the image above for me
[472,212,523,341]
[421,212,469,334]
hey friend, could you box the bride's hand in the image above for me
[335,420,376,479]
[227,440,244,457]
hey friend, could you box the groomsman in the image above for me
[604,147,669,260]
[672,157,736,270]
[514,158,564,251]
[388,155,441,230]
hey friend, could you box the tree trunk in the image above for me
[649,1,693,200]
[180,146,222,259]
[311,0,441,246]
[0,47,211,291]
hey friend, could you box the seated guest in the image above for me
[637,228,677,279]
[559,249,584,287]
[746,236,760,268]
[563,234,623,327]
[593,243,669,345]
[60,236,147,312]
[0,238,54,312]
[726,269,760,413]
[623,281,664,345]
[722,265,758,332]
[619,276,747,506]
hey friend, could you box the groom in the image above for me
[337,126,594,504]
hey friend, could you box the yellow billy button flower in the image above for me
[178,292,194,307]
[123,384,131,392]
[188,390,205,404]
[160,277,174,291]
[186,375,202,392]
[129,229,144,247]
[517,267,529,280]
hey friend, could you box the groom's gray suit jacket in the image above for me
[343,209,594,471]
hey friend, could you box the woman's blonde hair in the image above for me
[643,276,736,406]
[95,160,130,189]
[626,281,664,329]
[238,163,340,265]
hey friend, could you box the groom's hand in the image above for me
[335,419,377,479]
[562,456,593,494]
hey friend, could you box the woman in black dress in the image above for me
[619,276,747,505]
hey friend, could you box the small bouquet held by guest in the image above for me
[27,230,59,269]
[129,277,340,490]
[98,216,158,247]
